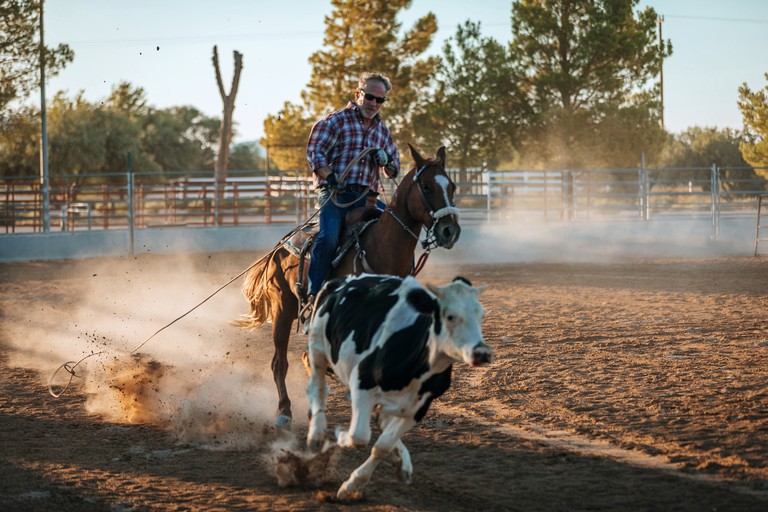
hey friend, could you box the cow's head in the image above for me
[423,276,491,367]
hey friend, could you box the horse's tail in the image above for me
[232,254,273,329]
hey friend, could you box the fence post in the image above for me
[711,163,720,240]
[127,153,135,255]
[485,171,492,221]
[639,153,650,220]
[562,170,574,221]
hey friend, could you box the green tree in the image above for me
[655,126,762,193]
[261,102,313,171]
[660,127,747,168]
[264,0,439,168]
[141,106,218,172]
[46,92,127,179]
[738,72,768,179]
[228,141,265,171]
[414,20,528,181]
[0,104,39,177]
[1,83,221,180]
[0,0,74,110]
[510,0,670,168]
[105,81,150,117]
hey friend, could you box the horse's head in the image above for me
[404,144,461,249]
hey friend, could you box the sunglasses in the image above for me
[359,89,386,104]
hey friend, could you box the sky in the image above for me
[39,0,768,144]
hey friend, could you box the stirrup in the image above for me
[299,295,315,332]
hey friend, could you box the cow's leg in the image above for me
[335,387,374,448]
[377,412,413,484]
[337,415,416,499]
[305,345,329,451]
[271,307,294,430]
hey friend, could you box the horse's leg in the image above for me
[271,307,295,430]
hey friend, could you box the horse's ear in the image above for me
[436,146,446,168]
[408,143,425,167]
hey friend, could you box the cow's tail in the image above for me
[231,254,273,329]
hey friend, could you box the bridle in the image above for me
[386,164,460,251]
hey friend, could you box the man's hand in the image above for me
[373,148,389,167]
[383,162,397,179]
[325,172,345,191]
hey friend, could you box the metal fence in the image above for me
[2,165,767,239]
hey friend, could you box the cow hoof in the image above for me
[336,482,361,500]
[334,425,347,445]
[307,430,325,452]
[275,414,292,430]
[399,468,413,484]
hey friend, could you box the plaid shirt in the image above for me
[306,102,400,191]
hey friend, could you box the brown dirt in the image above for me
[1,252,767,511]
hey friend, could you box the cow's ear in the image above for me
[407,288,439,316]
[425,283,440,298]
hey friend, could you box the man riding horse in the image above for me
[304,71,400,318]
[236,72,461,429]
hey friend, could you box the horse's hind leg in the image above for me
[271,308,295,430]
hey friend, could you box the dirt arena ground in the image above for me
[1,250,767,511]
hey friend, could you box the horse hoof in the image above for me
[275,414,292,430]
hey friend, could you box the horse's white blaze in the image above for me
[435,175,452,207]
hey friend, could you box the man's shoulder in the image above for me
[324,102,359,121]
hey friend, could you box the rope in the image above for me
[48,147,385,399]
[48,252,271,398]
[329,147,377,208]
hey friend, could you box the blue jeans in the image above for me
[308,188,369,296]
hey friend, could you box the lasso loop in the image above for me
[48,351,105,398]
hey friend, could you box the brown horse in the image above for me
[235,145,461,429]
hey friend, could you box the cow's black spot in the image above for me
[358,315,432,391]
[415,365,453,421]
[318,275,401,364]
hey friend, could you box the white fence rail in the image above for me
[2,166,767,241]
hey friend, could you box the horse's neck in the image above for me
[360,200,421,277]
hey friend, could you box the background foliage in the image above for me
[0,0,766,182]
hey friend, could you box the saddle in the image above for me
[288,206,383,303]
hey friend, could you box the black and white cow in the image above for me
[305,273,491,498]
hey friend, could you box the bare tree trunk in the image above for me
[212,45,243,225]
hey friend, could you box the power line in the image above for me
[61,30,322,47]
[665,14,768,25]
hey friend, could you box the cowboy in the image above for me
[304,71,400,306]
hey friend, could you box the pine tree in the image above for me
[261,0,439,166]
[0,0,74,110]
[510,0,670,168]
[738,73,768,179]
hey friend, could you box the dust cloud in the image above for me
[434,213,754,266]
[5,252,310,451]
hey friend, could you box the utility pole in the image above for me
[657,14,665,130]
[39,0,50,232]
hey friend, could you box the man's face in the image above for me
[355,80,387,119]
